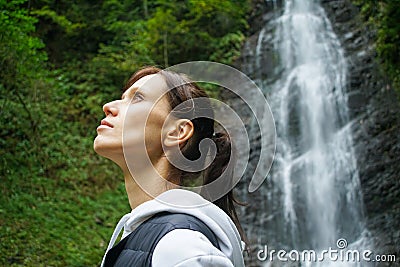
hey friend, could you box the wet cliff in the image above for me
[235,0,400,266]
[321,0,400,262]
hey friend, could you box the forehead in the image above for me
[127,74,167,98]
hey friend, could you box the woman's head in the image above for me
[94,66,227,185]
[94,66,246,241]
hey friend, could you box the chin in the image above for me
[93,135,104,154]
[93,136,122,161]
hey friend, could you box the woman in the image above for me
[94,66,246,266]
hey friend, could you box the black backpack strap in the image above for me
[150,212,220,249]
[104,212,220,267]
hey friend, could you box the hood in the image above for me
[101,189,245,267]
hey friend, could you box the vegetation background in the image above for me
[0,0,398,266]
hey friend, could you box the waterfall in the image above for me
[241,0,373,266]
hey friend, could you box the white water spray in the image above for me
[245,0,372,266]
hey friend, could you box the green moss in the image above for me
[352,0,400,99]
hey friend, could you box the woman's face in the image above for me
[94,74,172,168]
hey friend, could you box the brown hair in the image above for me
[124,66,247,244]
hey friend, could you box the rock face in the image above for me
[321,0,400,263]
[235,0,400,265]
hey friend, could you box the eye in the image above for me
[132,92,144,102]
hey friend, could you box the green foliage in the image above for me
[352,0,400,96]
[0,0,47,90]
[145,0,249,66]
[94,0,249,75]
[1,0,250,265]
[210,32,246,64]
[31,6,84,34]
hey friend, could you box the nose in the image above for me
[103,101,119,116]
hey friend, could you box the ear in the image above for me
[163,119,194,147]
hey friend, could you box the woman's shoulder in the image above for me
[152,228,234,267]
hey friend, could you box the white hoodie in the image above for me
[101,189,245,267]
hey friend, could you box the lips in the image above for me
[100,119,114,128]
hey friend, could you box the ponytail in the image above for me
[204,131,248,248]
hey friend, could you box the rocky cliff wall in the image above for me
[320,0,400,263]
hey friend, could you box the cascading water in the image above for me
[241,0,373,266]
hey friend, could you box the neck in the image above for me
[121,156,173,210]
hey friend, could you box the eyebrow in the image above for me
[122,87,139,99]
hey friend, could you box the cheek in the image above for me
[123,104,167,149]
[123,107,147,146]
[144,109,167,152]
[123,100,170,162]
